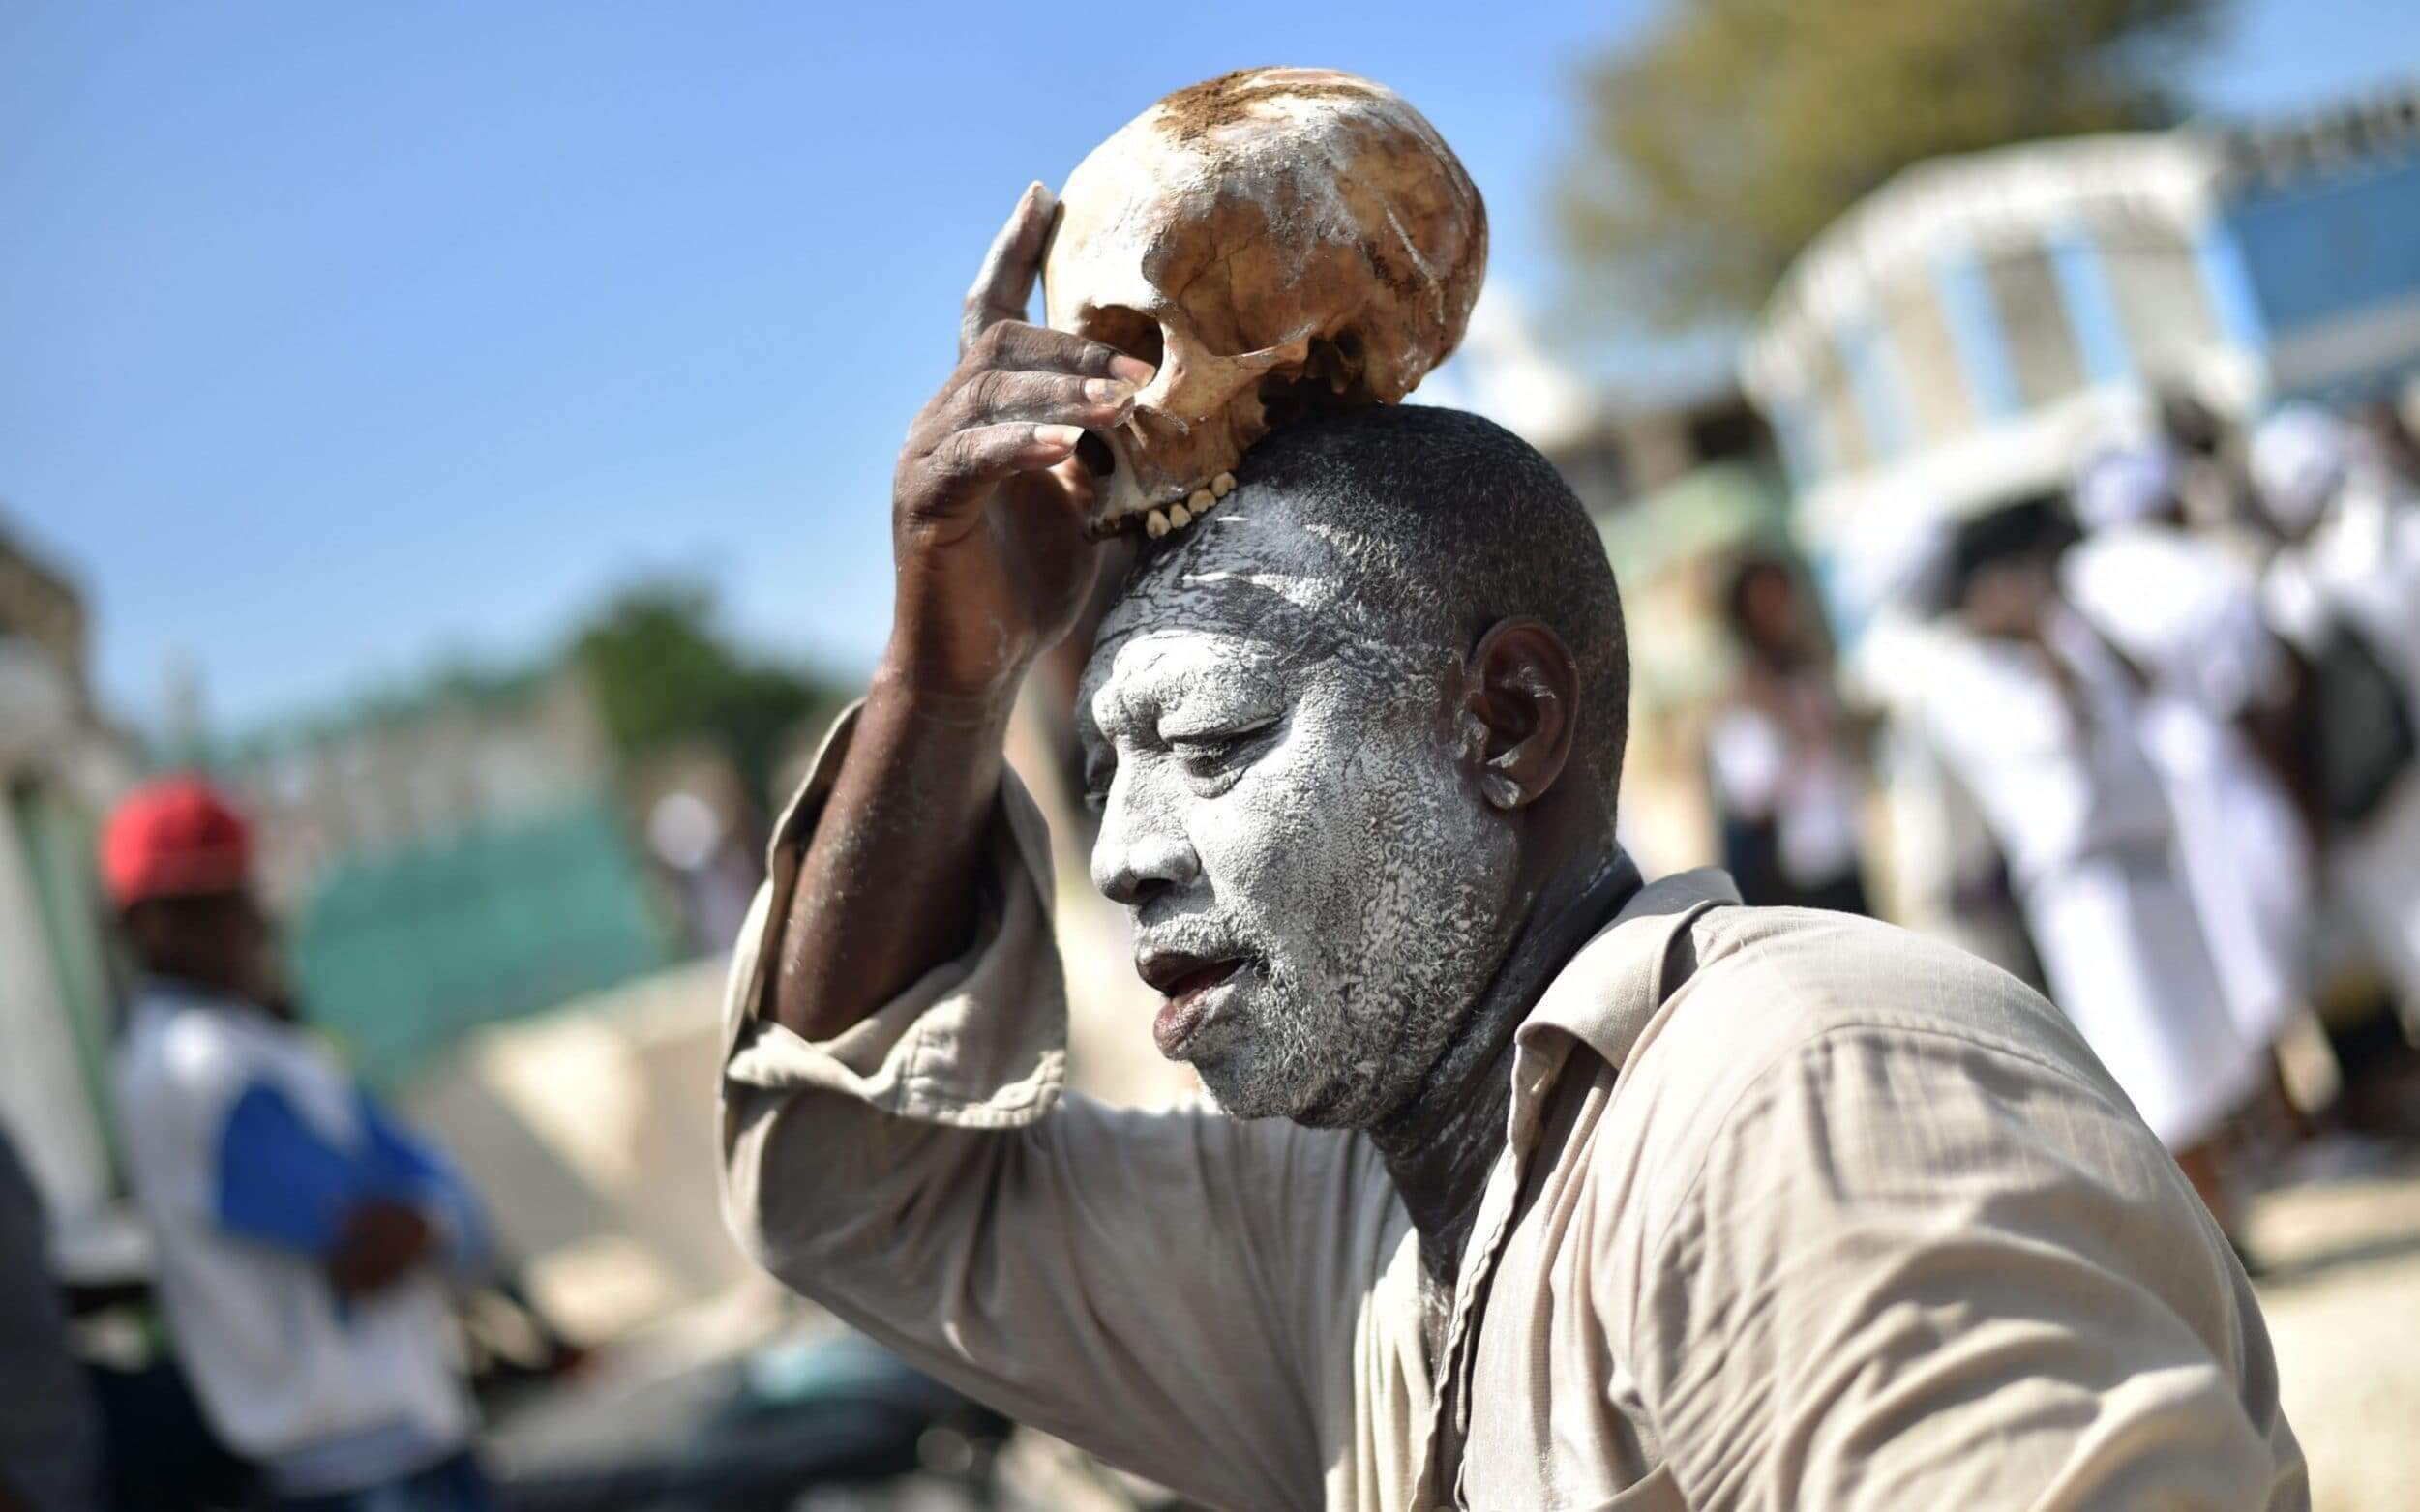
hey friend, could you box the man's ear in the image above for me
[1462,617,1579,811]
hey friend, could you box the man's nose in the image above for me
[1091,786,1201,907]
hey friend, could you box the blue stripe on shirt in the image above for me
[215,1081,486,1275]
[354,1087,491,1272]
[214,1082,367,1258]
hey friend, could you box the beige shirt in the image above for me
[721,709,2305,1511]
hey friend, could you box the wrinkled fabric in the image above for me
[721,706,2304,1511]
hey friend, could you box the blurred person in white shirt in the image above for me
[1918,500,2261,1233]
[2251,406,2420,1031]
[1706,552,1871,915]
[104,778,496,1512]
[2062,446,2314,1061]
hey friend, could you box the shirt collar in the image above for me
[1515,865,1742,1081]
[1415,860,1743,1497]
[133,975,276,1028]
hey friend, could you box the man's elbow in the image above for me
[716,1083,873,1288]
[719,1082,979,1309]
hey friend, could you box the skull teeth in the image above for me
[1127,479,1232,539]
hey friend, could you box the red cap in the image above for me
[100,775,254,908]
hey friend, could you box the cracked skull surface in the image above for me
[1043,67,1487,538]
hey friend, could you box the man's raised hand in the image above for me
[888,182,1153,701]
[775,183,1152,1039]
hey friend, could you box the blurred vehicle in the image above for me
[497,1329,1198,1512]
[1741,83,2420,964]
[1745,85,2420,578]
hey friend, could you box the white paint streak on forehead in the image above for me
[1301,519,1380,554]
[1080,630,1288,750]
[1090,512,1353,661]
[1179,568,1347,617]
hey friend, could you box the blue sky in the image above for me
[3,2,2411,734]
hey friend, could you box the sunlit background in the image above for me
[3,0,2405,732]
[7,3,2420,1508]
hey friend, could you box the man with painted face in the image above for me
[720,187,2304,1509]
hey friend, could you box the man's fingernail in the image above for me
[1035,424,1085,451]
[1085,378,1134,407]
[1110,355,1155,386]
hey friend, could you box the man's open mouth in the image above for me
[1136,950,1247,1056]
[1139,952,1243,998]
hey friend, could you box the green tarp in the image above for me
[289,793,673,1085]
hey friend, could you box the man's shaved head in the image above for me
[1119,404,1629,798]
[1078,405,1628,1126]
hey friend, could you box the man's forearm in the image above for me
[765,179,1119,1043]
[768,654,1019,1042]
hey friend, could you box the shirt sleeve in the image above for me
[213,1082,365,1259]
[2191,588,2291,719]
[718,704,1394,1512]
[1631,1023,2304,1510]
[355,1089,493,1276]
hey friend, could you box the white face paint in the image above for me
[1078,525,1522,1127]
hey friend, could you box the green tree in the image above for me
[1559,0,2230,327]
[570,579,841,798]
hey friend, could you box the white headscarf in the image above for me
[2249,404,2353,536]
[2071,445,2180,534]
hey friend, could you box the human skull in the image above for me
[1043,68,1487,539]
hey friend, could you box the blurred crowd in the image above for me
[1704,389,2420,1254]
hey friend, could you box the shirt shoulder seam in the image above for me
[1636,961,2127,1277]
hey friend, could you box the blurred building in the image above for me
[221,666,613,910]
[0,517,140,1259]
[217,667,679,1084]
[1742,83,2420,586]
[1428,286,1777,513]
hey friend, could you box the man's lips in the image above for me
[1137,950,1245,1055]
[1136,948,1241,996]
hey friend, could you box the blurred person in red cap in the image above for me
[102,776,280,1010]
[103,776,498,1512]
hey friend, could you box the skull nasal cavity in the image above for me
[1086,305,1166,372]
[1259,332,1376,430]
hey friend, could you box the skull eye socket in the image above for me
[1081,305,1166,372]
